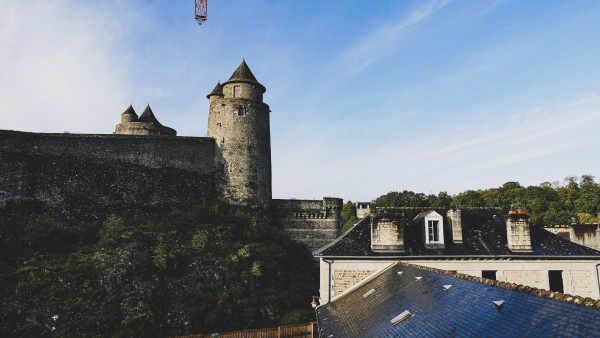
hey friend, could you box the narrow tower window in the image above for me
[237,107,246,116]
[233,85,241,98]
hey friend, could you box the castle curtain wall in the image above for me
[0,130,217,226]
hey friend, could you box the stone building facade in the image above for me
[314,208,600,301]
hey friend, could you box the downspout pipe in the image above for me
[596,263,600,299]
[323,259,333,303]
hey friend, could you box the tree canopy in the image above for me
[370,175,600,226]
[0,202,317,336]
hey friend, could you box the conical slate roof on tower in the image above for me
[138,104,163,125]
[206,81,224,99]
[122,104,138,118]
[223,59,266,93]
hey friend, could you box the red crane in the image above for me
[195,0,207,25]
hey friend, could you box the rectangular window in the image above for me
[549,270,564,293]
[237,107,246,116]
[428,220,439,242]
[233,85,240,98]
[482,270,497,280]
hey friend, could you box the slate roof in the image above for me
[314,208,600,258]
[138,105,163,125]
[223,59,266,93]
[206,81,224,99]
[122,104,138,117]
[316,262,600,337]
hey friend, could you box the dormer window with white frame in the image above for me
[428,220,440,242]
[414,210,445,248]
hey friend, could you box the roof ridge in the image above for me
[399,262,600,309]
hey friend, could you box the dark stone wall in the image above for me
[0,130,217,227]
[272,198,343,252]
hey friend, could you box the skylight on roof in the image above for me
[391,310,413,325]
[362,289,375,298]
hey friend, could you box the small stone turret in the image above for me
[115,104,176,136]
[206,59,271,206]
[121,104,138,123]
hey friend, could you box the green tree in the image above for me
[340,201,358,233]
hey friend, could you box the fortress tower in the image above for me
[207,59,272,206]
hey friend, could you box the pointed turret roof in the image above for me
[222,59,266,93]
[206,81,224,99]
[122,104,138,117]
[138,104,163,125]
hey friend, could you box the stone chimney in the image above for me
[371,212,404,252]
[447,207,463,243]
[506,208,532,253]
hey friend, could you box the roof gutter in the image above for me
[314,255,600,261]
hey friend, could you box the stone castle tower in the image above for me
[207,59,272,206]
[115,104,176,136]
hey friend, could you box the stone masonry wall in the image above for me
[571,224,600,250]
[0,130,217,227]
[331,269,376,298]
[207,82,271,206]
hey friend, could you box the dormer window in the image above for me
[414,210,444,248]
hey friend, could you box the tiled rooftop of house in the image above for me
[316,262,600,337]
[314,208,600,257]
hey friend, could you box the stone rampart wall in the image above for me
[0,130,217,226]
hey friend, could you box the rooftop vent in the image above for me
[362,289,375,298]
[443,285,452,291]
[397,271,403,275]
[390,310,413,325]
[415,277,422,280]
[492,300,505,310]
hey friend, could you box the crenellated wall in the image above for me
[272,198,343,251]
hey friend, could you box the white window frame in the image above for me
[424,211,444,245]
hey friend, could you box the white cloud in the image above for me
[0,1,137,133]
[274,91,600,201]
[335,0,452,79]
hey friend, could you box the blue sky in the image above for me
[1,0,600,202]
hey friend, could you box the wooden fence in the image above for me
[175,322,317,338]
